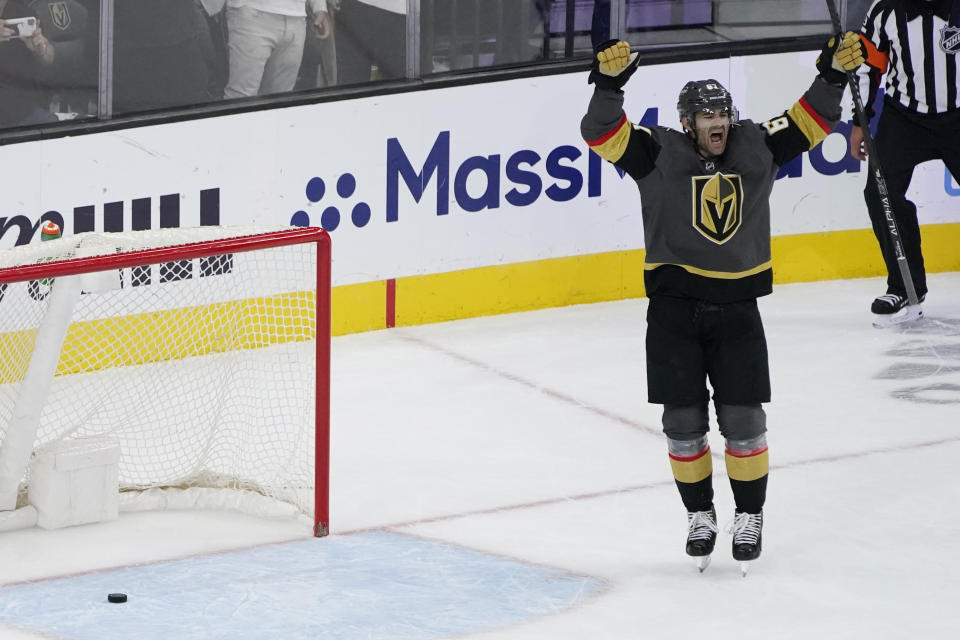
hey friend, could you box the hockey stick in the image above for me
[824,0,920,308]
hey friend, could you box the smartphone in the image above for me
[4,16,38,38]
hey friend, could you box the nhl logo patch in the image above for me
[940,26,960,54]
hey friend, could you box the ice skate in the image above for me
[871,293,924,328]
[685,507,718,572]
[727,510,762,576]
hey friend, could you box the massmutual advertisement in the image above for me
[0,50,956,330]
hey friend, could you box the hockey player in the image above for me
[580,34,864,573]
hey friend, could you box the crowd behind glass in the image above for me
[0,0,870,132]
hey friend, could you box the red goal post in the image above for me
[0,226,331,537]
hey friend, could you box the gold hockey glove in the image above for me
[816,31,865,87]
[588,39,640,91]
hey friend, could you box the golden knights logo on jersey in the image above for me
[691,172,743,244]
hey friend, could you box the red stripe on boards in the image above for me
[386,278,396,328]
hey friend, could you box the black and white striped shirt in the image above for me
[856,0,960,117]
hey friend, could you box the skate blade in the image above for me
[739,561,750,577]
[696,555,712,573]
[872,304,923,328]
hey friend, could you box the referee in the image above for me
[850,0,960,323]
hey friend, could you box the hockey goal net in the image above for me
[0,226,331,536]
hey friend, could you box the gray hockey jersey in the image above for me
[581,77,843,302]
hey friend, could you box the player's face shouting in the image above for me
[693,110,731,158]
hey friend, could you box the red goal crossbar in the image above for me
[0,227,333,537]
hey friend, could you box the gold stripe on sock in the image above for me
[725,448,769,482]
[669,447,712,484]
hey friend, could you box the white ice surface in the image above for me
[2,273,960,639]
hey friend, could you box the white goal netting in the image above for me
[0,226,328,532]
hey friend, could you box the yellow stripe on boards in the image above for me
[56,291,316,376]
[670,451,713,484]
[771,227,884,282]
[0,291,317,383]
[332,280,386,336]
[2,224,956,367]
[725,449,769,482]
[396,250,645,327]
[327,223,960,335]
[0,328,37,385]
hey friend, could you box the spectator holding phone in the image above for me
[224,0,331,98]
[0,0,57,128]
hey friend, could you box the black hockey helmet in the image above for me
[677,79,738,128]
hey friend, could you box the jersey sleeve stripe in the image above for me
[585,113,632,162]
[788,97,831,148]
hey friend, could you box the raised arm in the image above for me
[580,40,660,180]
[761,32,864,167]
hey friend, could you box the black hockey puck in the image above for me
[107,593,127,603]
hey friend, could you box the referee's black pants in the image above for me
[864,98,960,299]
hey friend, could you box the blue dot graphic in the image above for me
[320,206,340,231]
[306,177,326,202]
[337,173,357,198]
[296,173,373,233]
[351,203,371,228]
[291,211,310,227]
